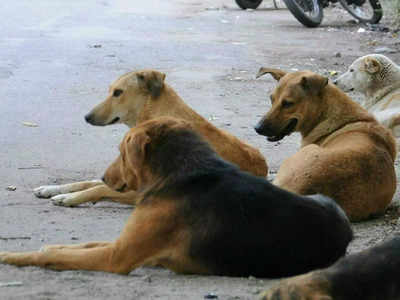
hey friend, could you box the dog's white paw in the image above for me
[0,252,11,263]
[51,193,78,207]
[39,245,56,252]
[34,185,62,198]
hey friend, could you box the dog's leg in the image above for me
[40,242,111,252]
[0,201,186,274]
[34,180,103,198]
[51,186,137,207]
[273,144,323,194]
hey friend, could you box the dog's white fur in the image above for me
[334,54,400,137]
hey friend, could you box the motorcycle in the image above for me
[235,0,382,27]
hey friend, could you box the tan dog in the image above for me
[334,54,400,137]
[0,118,352,277]
[34,70,268,206]
[255,68,396,221]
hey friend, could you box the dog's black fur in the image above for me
[138,121,353,277]
[324,235,400,300]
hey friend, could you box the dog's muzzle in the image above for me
[255,118,298,142]
[84,113,120,126]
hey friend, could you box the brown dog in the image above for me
[255,68,396,221]
[34,69,268,206]
[0,118,352,277]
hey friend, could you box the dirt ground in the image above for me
[1,0,400,299]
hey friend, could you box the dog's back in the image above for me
[325,235,400,300]
[183,174,352,277]
[143,126,352,277]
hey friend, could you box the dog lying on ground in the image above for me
[334,54,400,137]
[260,235,400,300]
[34,69,268,207]
[255,68,396,221]
[0,118,352,277]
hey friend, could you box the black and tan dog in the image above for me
[0,118,352,277]
[255,68,396,221]
[261,235,400,300]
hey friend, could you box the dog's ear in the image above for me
[136,71,166,98]
[300,74,328,95]
[256,68,287,81]
[363,57,381,74]
[124,131,151,172]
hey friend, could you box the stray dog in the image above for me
[34,69,268,207]
[260,235,400,300]
[334,54,400,137]
[0,118,352,277]
[255,68,396,221]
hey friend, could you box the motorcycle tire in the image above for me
[235,0,263,9]
[282,0,323,27]
[339,0,382,24]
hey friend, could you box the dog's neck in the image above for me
[136,84,207,127]
[301,85,375,147]
[365,81,400,109]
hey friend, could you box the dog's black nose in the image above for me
[333,80,338,85]
[254,124,262,135]
[101,176,105,183]
[84,113,93,123]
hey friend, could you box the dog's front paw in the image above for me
[34,185,62,198]
[259,273,332,300]
[39,245,54,252]
[51,193,78,207]
[0,252,15,264]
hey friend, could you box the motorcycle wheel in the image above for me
[282,0,323,27]
[339,0,382,23]
[235,0,263,9]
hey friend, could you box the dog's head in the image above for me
[85,70,166,127]
[334,54,397,95]
[254,68,328,141]
[103,117,192,192]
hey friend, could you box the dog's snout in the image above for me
[254,118,269,136]
[254,123,264,135]
[85,113,94,124]
[101,176,105,183]
[333,80,338,85]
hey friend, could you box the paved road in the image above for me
[0,0,395,299]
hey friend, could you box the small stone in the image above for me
[204,293,218,299]
[374,47,397,54]
[6,186,16,191]
[335,52,341,58]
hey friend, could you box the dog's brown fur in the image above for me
[255,68,396,221]
[34,69,268,206]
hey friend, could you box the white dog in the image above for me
[334,54,400,137]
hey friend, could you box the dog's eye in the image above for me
[113,89,123,97]
[349,69,354,73]
[282,100,294,109]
